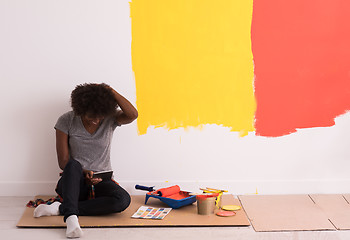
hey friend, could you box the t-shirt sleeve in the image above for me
[111,110,122,130]
[113,119,121,130]
[54,112,72,134]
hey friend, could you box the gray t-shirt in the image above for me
[54,111,120,172]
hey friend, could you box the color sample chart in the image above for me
[132,206,172,220]
[130,0,350,137]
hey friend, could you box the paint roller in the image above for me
[135,185,181,197]
[156,185,181,197]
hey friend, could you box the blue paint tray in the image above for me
[145,191,196,209]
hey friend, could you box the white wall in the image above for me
[1,0,350,196]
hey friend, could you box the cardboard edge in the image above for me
[237,196,255,229]
[309,194,350,230]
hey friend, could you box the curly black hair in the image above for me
[71,83,118,117]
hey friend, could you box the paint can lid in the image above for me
[196,193,219,199]
[221,205,241,211]
[216,210,236,217]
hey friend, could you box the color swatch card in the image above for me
[132,206,172,220]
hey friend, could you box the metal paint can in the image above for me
[196,195,217,215]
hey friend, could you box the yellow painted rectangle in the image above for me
[130,0,256,136]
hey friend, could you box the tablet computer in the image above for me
[93,170,113,181]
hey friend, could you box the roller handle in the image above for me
[135,185,155,192]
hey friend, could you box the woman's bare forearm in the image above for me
[109,87,138,124]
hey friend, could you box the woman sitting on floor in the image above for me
[34,83,138,238]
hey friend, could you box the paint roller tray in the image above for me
[145,191,196,209]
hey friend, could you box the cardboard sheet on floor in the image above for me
[309,194,350,230]
[239,195,335,232]
[17,194,250,228]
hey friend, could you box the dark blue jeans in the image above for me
[55,159,131,221]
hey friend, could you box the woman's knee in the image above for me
[112,190,131,213]
[64,159,82,173]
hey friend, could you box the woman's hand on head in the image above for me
[83,170,102,185]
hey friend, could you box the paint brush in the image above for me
[200,187,228,193]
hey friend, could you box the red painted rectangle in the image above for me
[252,0,350,136]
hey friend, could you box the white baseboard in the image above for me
[1,179,349,196]
[0,181,58,197]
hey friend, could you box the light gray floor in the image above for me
[2,196,350,240]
